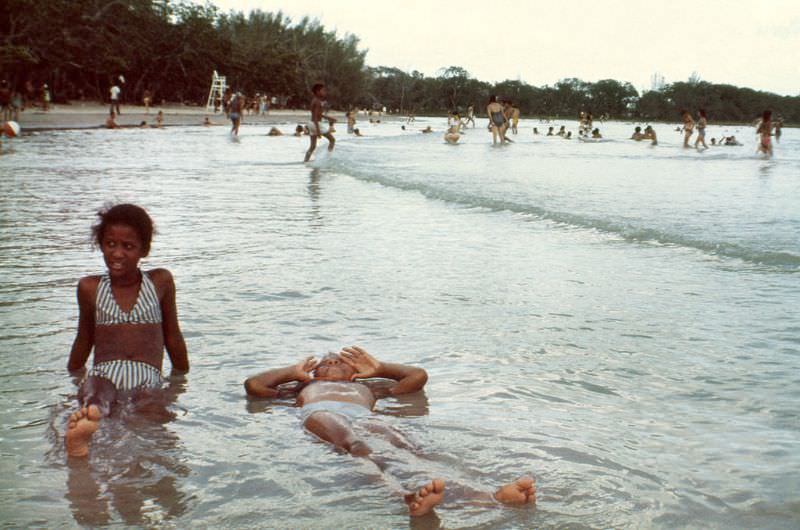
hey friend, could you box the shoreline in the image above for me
[10,101,784,134]
[13,101,328,132]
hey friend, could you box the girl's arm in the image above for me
[155,269,189,373]
[67,277,97,372]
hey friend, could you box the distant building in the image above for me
[650,72,666,91]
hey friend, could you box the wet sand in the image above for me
[13,101,331,132]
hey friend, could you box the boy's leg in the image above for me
[324,132,336,151]
[304,135,318,162]
[303,411,370,456]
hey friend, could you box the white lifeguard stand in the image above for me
[206,70,227,112]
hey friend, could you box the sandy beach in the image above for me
[14,101,331,131]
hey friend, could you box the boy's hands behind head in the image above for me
[294,356,318,382]
[340,346,381,380]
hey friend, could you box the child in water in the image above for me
[643,125,658,145]
[756,110,774,157]
[304,83,336,162]
[694,109,708,150]
[681,109,694,147]
[65,204,189,457]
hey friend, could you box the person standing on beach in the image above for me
[6,89,20,121]
[694,109,708,150]
[24,80,34,109]
[304,83,336,163]
[681,109,694,147]
[143,89,152,114]
[110,83,121,115]
[228,92,243,136]
[41,83,50,111]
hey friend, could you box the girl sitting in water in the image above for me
[65,204,189,457]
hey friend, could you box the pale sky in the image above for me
[206,0,799,96]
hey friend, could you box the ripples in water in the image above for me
[0,122,798,528]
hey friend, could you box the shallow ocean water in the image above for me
[0,117,799,529]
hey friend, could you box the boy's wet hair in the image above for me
[92,203,155,256]
[312,83,325,95]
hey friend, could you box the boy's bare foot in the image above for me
[494,476,536,505]
[65,405,102,457]
[405,478,445,516]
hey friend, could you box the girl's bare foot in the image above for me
[404,478,445,516]
[494,476,536,505]
[65,405,102,457]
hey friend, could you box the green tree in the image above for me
[3,0,799,121]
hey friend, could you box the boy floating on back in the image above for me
[244,346,535,517]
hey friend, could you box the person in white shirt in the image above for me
[110,84,121,115]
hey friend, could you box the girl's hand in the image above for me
[294,356,318,382]
[340,346,381,380]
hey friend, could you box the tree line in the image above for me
[2,0,798,123]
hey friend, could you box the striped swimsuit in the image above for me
[88,272,163,391]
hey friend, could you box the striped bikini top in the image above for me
[95,271,162,326]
